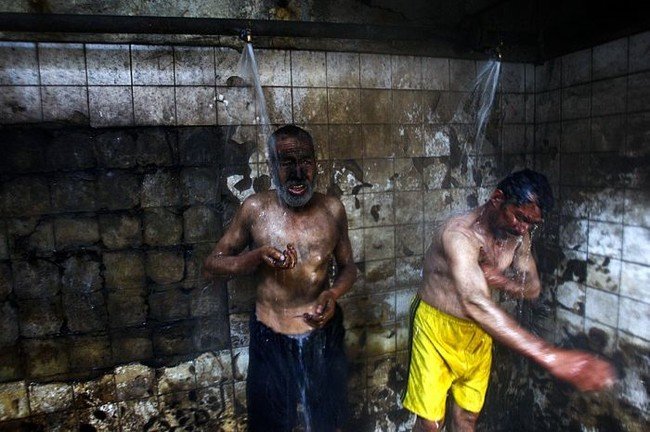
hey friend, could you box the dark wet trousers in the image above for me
[247,305,348,432]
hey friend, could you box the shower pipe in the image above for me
[0,12,461,43]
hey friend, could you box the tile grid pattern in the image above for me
[535,33,650,423]
[1,32,648,429]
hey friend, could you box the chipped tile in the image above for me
[77,402,120,432]
[586,254,621,292]
[118,397,158,430]
[0,381,29,421]
[156,361,196,395]
[73,375,116,410]
[29,382,73,414]
[556,281,585,313]
[195,351,233,388]
[115,363,155,401]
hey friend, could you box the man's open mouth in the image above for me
[288,184,307,195]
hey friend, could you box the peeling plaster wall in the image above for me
[530,34,650,431]
[482,33,650,432]
[0,31,648,432]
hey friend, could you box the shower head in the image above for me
[480,41,503,61]
[494,40,504,60]
[239,28,252,43]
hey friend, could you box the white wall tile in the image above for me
[391,55,422,90]
[562,48,591,86]
[327,52,360,88]
[0,86,41,123]
[360,53,391,89]
[619,297,650,340]
[623,225,650,265]
[39,43,86,85]
[88,86,133,127]
[131,45,174,86]
[0,42,38,85]
[593,37,628,80]
[86,44,131,85]
[556,280,585,312]
[585,287,618,327]
[42,86,88,122]
[620,261,650,302]
[133,86,175,125]
[629,31,650,73]
[588,220,623,258]
[174,46,215,86]
[292,51,327,87]
[586,254,621,292]
[176,86,216,125]
[254,49,290,87]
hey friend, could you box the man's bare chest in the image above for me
[250,209,338,255]
[479,238,521,270]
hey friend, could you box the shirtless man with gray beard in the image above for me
[403,169,616,432]
[203,125,357,432]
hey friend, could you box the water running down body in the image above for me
[403,169,616,432]
[203,125,357,431]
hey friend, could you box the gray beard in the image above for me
[269,162,317,207]
[276,181,314,207]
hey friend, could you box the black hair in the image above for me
[267,124,314,166]
[496,169,554,215]
[266,125,315,191]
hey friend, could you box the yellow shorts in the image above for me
[402,299,492,422]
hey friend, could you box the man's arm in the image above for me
[481,233,541,299]
[202,197,296,279]
[445,229,615,392]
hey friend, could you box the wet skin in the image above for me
[203,137,357,334]
[415,189,616,432]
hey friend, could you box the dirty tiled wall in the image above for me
[482,32,650,431]
[1,40,533,430]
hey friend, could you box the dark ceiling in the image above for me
[0,0,647,63]
[373,0,648,61]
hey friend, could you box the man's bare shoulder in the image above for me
[439,212,481,246]
[315,192,346,217]
[240,190,277,211]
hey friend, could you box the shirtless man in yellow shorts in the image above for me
[402,169,616,432]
